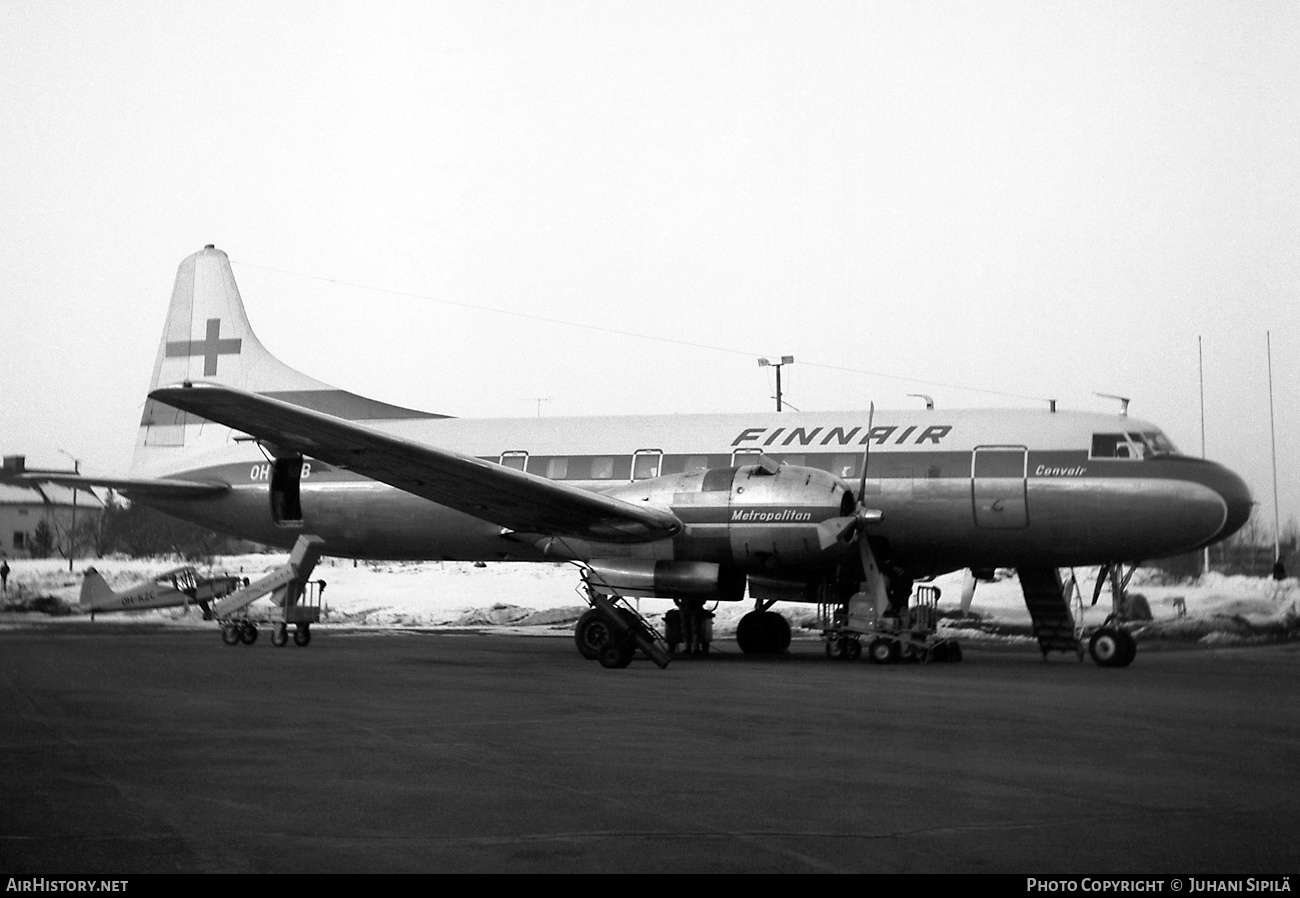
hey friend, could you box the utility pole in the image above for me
[57,450,80,573]
[758,356,794,412]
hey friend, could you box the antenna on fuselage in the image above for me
[1096,393,1131,416]
[907,393,934,411]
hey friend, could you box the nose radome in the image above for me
[1207,461,1254,544]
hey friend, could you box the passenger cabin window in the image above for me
[682,455,709,473]
[632,451,662,481]
[832,454,859,479]
[499,452,528,471]
[545,457,568,480]
[591,456,615,480]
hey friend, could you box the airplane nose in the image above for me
[1204,461,1254,544]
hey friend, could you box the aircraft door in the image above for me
[270,454,304,526]
[971,446,1028,528]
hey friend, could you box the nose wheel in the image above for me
[1088,627,1136,667]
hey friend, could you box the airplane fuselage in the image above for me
[134,406,1252,585]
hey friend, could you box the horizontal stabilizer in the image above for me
[2,471,228,499]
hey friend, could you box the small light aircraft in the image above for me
[7,247,1253,666]
[80,564,244,619]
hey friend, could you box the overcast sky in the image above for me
[3,1,1297,531]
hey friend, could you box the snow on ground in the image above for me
[1,553,1296,646]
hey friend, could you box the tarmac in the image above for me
[2,624,1298,874]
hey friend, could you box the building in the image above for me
[0,481,104,559]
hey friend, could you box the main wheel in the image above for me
[574,610,615,660]
[239,623,258,645]
[845,638,862,661]
[293,624,311,647]
[868,637,898,665]
[931,642,950,663]
[736,612,768,654]
[1089,628,1123,667]
[220,624,240,646]
[271,624,289,647]
[764,611,792,653]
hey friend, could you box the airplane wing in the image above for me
[150,383,683,544]
[0,472,229,499]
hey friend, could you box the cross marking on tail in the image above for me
[165,318,242,376]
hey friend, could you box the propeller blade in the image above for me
[858,532,889,619]
[856,402,874,508]
[960,568,977,614]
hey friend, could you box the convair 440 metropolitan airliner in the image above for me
[16,246,1253,667]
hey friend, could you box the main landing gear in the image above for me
[736,607,791,655]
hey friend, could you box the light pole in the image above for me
[758,356,794,412]
[57,450,80,572]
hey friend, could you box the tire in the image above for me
[293,625,311,647]
[239,623,258,645]
[1114,629,1137,668]
[736,612,766,654]
[931,642,950,663]
[949,641,963,663]
[868,637,898,665]
[598,642,633,669]
[574,610,614,660]
[271,624,288,647]
[220,624,239,646]
[765,611,792,652]
[845,638,862,661]
[1089,628,1122,667]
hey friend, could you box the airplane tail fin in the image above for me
[134,246,442,476]
[80,568,116,611]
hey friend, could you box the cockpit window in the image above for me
[1140,431,1178,456]
[1092,431,1178,460]
[1091,433,1136,459]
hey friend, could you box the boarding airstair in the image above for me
[1016,567,1084,660]
[214,534,327,648]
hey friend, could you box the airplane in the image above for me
[80,564,245,620]
[6,246,1253,666]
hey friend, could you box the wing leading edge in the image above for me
[150,383,683,544]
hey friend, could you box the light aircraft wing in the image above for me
[150,383,683,544]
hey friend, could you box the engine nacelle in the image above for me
[604,461,855,571]
[585,559,746,602]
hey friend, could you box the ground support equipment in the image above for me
[575,590,672,670]
[214,534,326,648]
[820,584,962,664]
[1017,567,1085,661]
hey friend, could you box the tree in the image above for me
[28,518,56,558]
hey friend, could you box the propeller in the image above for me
[857,405,889,612]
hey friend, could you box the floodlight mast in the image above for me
[757,356,795,412]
